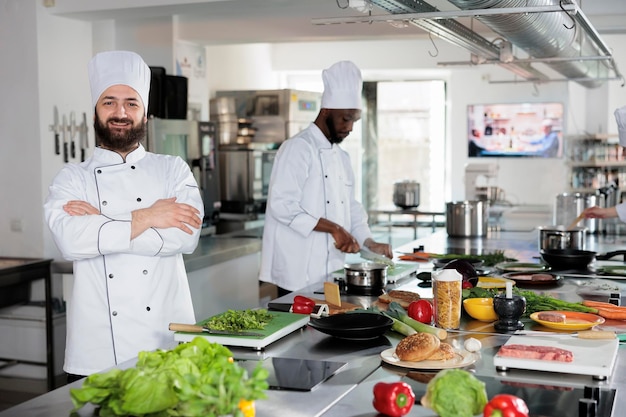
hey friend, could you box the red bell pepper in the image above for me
[407,300,433,324]
[372,381,415,417]
[292,295,315,315]
[483,394,529,417]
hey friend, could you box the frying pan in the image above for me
[308,312,393,340]
[539,249,596,270]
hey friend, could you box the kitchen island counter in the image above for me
[4,230,626,416]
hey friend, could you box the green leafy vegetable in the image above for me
[421,369,488,417]
[207,309,274,332]
[513,288,598,318]
[70,337,268,417]
[430,251,516,266]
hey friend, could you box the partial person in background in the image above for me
[528,119,560,157]
[259,61,392,296]
[44,51,203,382]
[582,106,626,221]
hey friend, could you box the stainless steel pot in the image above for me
[393,180,420,209]
[538,226,586,251]
[343,262,388,295]
[446,200,488,237]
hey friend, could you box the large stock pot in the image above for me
[446,200,488,237]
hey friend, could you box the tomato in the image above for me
[407,300,433,324]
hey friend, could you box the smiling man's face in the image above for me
[94,84,147,153]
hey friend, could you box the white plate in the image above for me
[380,347,478,370]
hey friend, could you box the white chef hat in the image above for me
[615,106,626,146]
[320,61,363,110]
[88,51,151,116]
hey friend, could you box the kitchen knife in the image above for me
[51,106,60,155]
[168,323,264,337]
[359,247,395,268]
[79,112,88,162]
[62,114,68,163]
[69,112,76,159]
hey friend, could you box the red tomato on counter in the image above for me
[407,300,433,324]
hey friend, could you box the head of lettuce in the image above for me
[421,369,488,417]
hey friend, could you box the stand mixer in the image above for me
[465,162,499,200]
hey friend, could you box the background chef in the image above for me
[44,50,203,381]
[259,60,392,296]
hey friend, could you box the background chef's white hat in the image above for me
[615,106,626,146]
[321,61,363,110]
[88,50,150,116]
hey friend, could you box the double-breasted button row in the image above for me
[108,270,148,279]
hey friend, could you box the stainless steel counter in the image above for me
[4,230,626,416]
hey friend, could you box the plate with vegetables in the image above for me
[380,347,478,370]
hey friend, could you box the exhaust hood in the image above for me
[312,0,623,88]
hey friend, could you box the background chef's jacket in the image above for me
[44,144,203,376]
[259,123,372,291]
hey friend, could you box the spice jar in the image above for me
[432,269,462,329]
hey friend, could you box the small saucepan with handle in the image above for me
[539,249,597,271]
[342,262,388,296]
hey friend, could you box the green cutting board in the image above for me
[173,311,310,349]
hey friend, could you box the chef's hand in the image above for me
[314,218,360,253]
[364,238,393,259]
[63,200,100,216]
[583,206,618,219]
[131,197,202,238]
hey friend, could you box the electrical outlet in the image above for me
[10,219,22,232]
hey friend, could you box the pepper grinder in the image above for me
[493,282,526,333]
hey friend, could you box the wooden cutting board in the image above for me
[310,298,361,315]
[493,335,619,378]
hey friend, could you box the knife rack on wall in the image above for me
[48,108,90,163]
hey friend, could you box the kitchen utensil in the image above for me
[342,262,388,295]
[168,323,264,336]
[79,112,88,162]
[529,311,605,331]
[172,311,310,349]
[495,262,550,273]
[359,247,395,267]
[540,249,597,270]
[445,200,488,237]
[567,212,586,230]
[538,226,586,251]
[393,180,420,208]
[69,111,77,159]
[380,347,477,370]
[494,335,619,378]
[62,114,68,163]
[308,312,393,340]
[493,293,526,332]
[463,297,498,322]
[50,106,60,155]
[502,271,562,287]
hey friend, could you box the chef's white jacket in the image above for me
[259,123,372,291]
[44,144,203,376]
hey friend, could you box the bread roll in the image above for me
[378,290,421,309]
[426,342,456,361]
[395,332,440,362]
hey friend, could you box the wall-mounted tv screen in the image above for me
[468,102,564,158]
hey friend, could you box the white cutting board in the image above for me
[493,335,619,378]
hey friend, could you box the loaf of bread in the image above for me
[395,332,440,362]
[378,290,421,309]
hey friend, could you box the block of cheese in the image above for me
[324,282,342,307]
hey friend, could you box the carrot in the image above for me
[582,300,623,309]
[398,255,429,262]
[594,309,626,320]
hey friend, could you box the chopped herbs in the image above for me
[207,309,274,332]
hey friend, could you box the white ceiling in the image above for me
[48,0,626,47]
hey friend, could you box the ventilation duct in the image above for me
[314,0,621,87]
[446,0,609,88]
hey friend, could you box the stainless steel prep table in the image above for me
[3,230,626,416]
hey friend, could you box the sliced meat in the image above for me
[497,344,574,362]
[537,312,567,323]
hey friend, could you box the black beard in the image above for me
[325,116,344,145]
[94,114,146,153]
